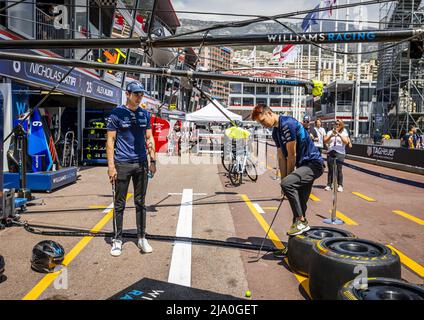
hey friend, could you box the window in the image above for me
[8,1,35,38]
[230,97,241,106]
[243,86,255,95]
[282,86,293,95]
[230,83,241,94]
[282,98,292,106]
[360,87,376,102]
[256,98,267,105]
[74,0,88,59]
[243,98,254,106]
[270,98,281,106]
[256,86,268,94]
[270,86,281,95]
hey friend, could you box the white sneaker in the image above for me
[324,186,332,191]
[138,238,153,253]
[337,186,344,192]
[110,239,122,257]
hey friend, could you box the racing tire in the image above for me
[287,227,355,276]
[309,238,401,300]
[338,277,424,300]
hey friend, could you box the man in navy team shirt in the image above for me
[251,105,324,237]
[106,81,157,257]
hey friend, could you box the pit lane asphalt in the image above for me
[0,151,422,300]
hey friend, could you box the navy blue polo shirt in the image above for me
[107,105,151,163]
[272,115,323,167]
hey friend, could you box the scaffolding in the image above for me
[376,0,424,138]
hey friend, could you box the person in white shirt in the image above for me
[323,120,350,192]
[312,119,326,154]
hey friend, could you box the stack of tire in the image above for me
[308,237,401,300]
[286,227,422,300]
[287,226,355,276]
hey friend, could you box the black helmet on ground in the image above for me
[0,255,5,278]
[31,240,65,273]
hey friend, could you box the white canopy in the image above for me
[185,100,242,122]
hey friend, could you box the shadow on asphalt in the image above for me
[278,258,311,300]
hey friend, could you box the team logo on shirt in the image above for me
[282,125,291,141]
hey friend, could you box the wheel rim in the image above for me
[324,239,387,257]
[304,227,350,240]
[355,283,424,300]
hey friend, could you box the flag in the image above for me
[301,4,319,31]
[281,46,299,64]
[273,45,283,57]
[320,0,336,18]
[248,46,256,60]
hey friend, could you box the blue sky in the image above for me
[172,0,381,28]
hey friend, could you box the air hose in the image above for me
[16,221,278,253]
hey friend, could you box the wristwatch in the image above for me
[150,160,156,164]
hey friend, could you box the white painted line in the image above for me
[168,192,207,196]
[253,202,265,214]
[168,189,193,287]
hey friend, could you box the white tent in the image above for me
[185,100,242,122]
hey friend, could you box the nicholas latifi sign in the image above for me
[0,52,121,105]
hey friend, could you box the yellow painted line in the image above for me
[262,207,278,210]
[23,193,133,300]
[309,194,320,202]
[328,210,358,226]
[393,210,424,226]
[352,192,376,202]
[240,195,284,250]
[386,245,424,278]
[240,194,310,297]
[89,205,108,209]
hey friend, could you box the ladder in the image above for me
[62,131,75,167]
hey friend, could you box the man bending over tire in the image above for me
[251,106,324,236]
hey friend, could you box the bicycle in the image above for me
[221,139,236,172]
[228,142,258,186]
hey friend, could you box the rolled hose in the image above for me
[21,222,278,253]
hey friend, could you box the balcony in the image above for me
[35,7,68,56]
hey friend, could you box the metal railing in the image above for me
[35,8,64,41]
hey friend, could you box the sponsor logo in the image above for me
[53,173,75,184]
[248,77,277,84]
[119,289,164,300]
[267,32,376,43]
[368,146,396,161]
[367,146,372,157]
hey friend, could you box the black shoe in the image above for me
[273,247,288,258]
